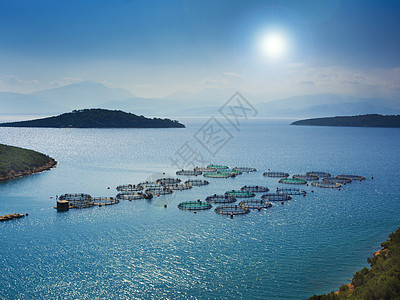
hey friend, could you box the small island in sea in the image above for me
[0,143,57,181]
[291,114,400,128]
[0,108,185,128]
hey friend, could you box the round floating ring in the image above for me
[215,205,250,215]
[178,201,212,211]
[261,193,292,201]
[263,172,289,178]
[205,194,237,204]
[311,181,341,188]
[240,186,270,193]
[306,171,331,178]
[279,178,307,185]
[225,190,256,198]
[239,200,272,209]
[276,188,306,195]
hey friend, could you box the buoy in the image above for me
[338,188,341,191]
[306,184,309,186]
[197,199,200,202]
[25,213,29,216]
[107,187,110,189]
[129,199,132,202]
[257,207,261,211]
[281,201,284,205]
[99,204,102,207]
[230,213,233,218]
[164,204,167,208]
[359,179,362,182]
[303,194,306,197]
[311,190,314,193]
[50,197,53,199]
[194,211,197,214]
[371,176,374,179]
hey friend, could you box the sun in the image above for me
[260,32,288,59]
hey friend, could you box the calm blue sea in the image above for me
[0,118,399,299]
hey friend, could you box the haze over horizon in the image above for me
[0,0,399,110]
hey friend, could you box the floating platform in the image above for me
[176,170,202,176]
[225,190,256,198]
[276,188,306,195]
[263,172,289,178]
[279,178,307,185]
[306,171,331,178]
[185,179,209,186]
[215,205,250,215]
[292,174,319,181]
[178,200,212,211]
[0,213,25,222]
[241,185,270,193]
[311,181,341,188]
[239,200,272,209]
[261,193,292,201]
[205,194,237,204]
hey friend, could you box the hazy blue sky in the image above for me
[0,0,399,100]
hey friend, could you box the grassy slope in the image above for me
[308,228,400,299]
[0,143,56,180]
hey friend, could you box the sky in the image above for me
[0,0,399,101]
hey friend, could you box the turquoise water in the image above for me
[1,120,400,299]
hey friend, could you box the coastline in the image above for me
[0,157,57,181]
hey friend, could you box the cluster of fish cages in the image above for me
[178,200,212,211]
[205,194,237,204]
[225,190,256,198]
[241,185,269,193]
[239,200,272,209]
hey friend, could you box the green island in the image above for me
[0,108,185,128]
[308,227,400,299]
[0,143,57,181]
[291,114,400,128]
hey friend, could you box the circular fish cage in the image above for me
[261,193,292,201]
[311,181,341,188]
[116,184,143,192]
[215,205,250,215]
[203,172,233,178]
[323,177,352,184]
[185,179,209,186]
[164,183,192,191]
[225,190,256,198]
[276,188,306,195]
[263,172,289,178]
[59,193,93,209]
[145,187,173,195]
[178,200,212,211]
[228,169,243,175]
[279,178,307,185]
[207,164,229,170]
[194,167,217,172]
[239,200,272,209]
[233,167,257,172]
[92,197,119,206]
[116,192,146,200]
[176,170,202,176]
[137,181,161,189]
[156,178,181,185]
[306,171,331,178]
[293,174,319,181]
[205,194,237,204]
[241,185,270,193]
[337,174,366,181]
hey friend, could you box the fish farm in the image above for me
[276,188,306,195]
[261,194,292,201]
[185,179,209,186]
[279,178,307,185]
[263,172,289,178]
[54,164,368,218]
[205,194,237,204]
[225,190,256,198]
[240,185,270,193]
[239,200,272,209]
[215,205,250,215]
[178,200,212,211]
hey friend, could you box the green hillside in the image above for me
[0,109,185,128]
[308,228,400,299]
[0,144,56,180]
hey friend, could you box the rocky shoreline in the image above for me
[0,157,57,181]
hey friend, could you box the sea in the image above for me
[0,117,399,299]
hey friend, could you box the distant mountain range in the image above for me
[1,80,399,118]
[0,109,185,128]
